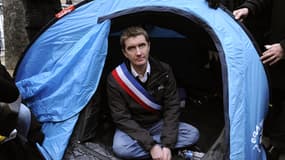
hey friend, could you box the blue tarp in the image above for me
[15,0,269,159]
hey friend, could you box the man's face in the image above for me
[123,35,150,68]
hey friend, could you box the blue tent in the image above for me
[15,0,269,159]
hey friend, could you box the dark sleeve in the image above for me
[0,63,19,103]
[280,39,285,51]
[238,0,270,16]
[106,74,156,151]
[22,0,62,40]
[160,66,180,149]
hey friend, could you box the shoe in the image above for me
[178,149,205,160]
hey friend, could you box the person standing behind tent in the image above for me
[0,61,44,159]
[233,0,285,64]
[234,0,285,159]
[22,0,62,41]
[106,26,200,160]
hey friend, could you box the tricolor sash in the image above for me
[111,63,161,112]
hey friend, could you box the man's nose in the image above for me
[135,46,142,55]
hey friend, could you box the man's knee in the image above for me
[179,122,200,144]
[190,126,200,143]
[112,137,147,159]
[112,143,132,159]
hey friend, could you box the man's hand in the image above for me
[162,147,172,160]
[233,8,249,22]
[260,43,285,65]
[150,145,172,160]
[150,144,163,160]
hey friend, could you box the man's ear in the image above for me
[206,0,220,9]
[122,49,127,58]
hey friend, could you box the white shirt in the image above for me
[131,61,151,83]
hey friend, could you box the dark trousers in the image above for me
[264,89,285,150]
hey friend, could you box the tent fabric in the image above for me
[15,0,269,159]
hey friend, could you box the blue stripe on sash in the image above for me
[120,63,158,102]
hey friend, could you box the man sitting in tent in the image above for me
[106,26,200,160]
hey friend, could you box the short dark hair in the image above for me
[120,26,150,50]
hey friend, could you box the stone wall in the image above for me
[2,0,84,71]
[3,0,29,70]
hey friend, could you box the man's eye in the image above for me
[127,46,136,52]
[139,44,146,49]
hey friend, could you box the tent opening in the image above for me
[87,10,225,154]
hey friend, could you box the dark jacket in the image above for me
[0,62,19,137]
[0,63,19,103]
[239,0,285,48]
[240,0,285,90]
[107,57,180,151]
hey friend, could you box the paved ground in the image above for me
[280,154,285,160]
